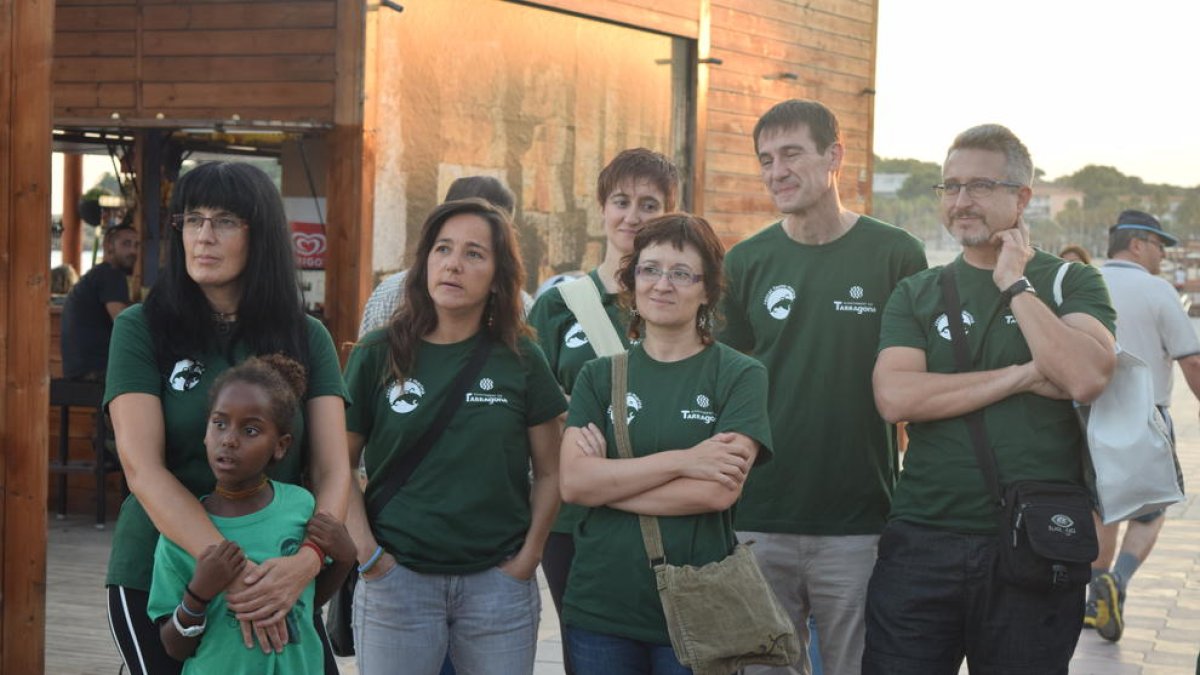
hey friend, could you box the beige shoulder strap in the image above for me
[611,352,667,565]
[559,274,625,357]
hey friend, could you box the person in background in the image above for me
[358,176,531,337]
[61,222,139,381]
[1059,244,1092,265]
[1086,210,1200,642]
[51,263,80,299]
[104,162,350,675]
[528,148,680,673]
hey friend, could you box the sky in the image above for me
[874,0,1200,188]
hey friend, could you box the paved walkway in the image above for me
[45,362,1200,674]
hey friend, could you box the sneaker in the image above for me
[1094,572,1124,642]
[1083,599,1098,629]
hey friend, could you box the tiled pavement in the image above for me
[46,362,1200,674]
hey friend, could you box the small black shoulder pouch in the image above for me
[939,265,1096,593]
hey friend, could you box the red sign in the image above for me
[291,221,327,270]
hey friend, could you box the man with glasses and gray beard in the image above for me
[865,124,1116,673]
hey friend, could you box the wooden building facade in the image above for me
[4,0,879,668]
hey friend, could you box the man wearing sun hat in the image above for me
[1086,209,1200,642]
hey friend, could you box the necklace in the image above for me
[214,475,269,500]
[212,311,238,334]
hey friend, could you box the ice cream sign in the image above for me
[291,221,327,270]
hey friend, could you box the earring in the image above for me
[697,305,713,331]
[486,292,496,328]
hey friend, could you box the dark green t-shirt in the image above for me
[527,269,630,535]
[103,305,348,590]
[879,251,1116,533]
[720,217,927,535]
[562,343,773,644]
[344,331,567,574]
[148,482,320,675]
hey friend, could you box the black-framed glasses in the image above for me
[635,264,703,287]
[1137,235,1167,252]
[932,179,1024,200]
[170,213,247,236]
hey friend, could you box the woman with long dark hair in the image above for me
[344,198,566,674]
[104,162,350,675]
[559,214,773,674]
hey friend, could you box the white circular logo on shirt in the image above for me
[564,322,589,349]
[480,378,494,391]
[387,378,425,414]
[934,311,976,341]
[764,285,796,320]
[696,394,710,408]
[850,285,864,300]
[607,392,644,425]
[168,359,205,392]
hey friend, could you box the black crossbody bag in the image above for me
[939,265,1096,593]
[327,333,494,656]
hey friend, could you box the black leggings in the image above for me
[106,585,339,674]
[541,532,576,675]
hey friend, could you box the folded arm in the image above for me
[1009,296,1115,402]
[607,433,760,516]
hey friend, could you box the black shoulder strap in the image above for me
[365,333,494,521]
[938,265,1004,508]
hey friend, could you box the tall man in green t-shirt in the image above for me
[720,99,927,675]
[864,124,1117,674]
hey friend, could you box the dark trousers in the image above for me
[542,531,577,674]
[862,520,1083,675]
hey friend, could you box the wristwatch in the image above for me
[1001,276,1036,302]
[173,606,207,638]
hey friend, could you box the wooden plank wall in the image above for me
[53,0,338,124]
[528,0,879,243]
[1,0,53,668]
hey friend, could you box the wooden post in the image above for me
[61,154,83,273]
[693,0,711,218]
[0,0,53,669]
[323,0,376,357]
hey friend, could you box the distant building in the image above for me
[1026,185,1086,222]
[873,173,909,196]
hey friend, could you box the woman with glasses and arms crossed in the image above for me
[559,214,773,674]
[343,199,566,674]
[526,148,679,673]
[104,162,350,675]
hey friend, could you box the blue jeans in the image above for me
[353,563,540,675]
[862,520,1083,675]
[565,626,693,675]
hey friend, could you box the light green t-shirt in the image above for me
[562,343,773,645]
[527,269,630,535]
[103,306,348,590]
[879,251,1116,533]
[148,482,321,675]
[720,217,927,535]
[344,331,567,574]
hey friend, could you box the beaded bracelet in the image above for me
[358,546,385,575]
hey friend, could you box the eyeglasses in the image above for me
[170,213,247,237]
[1138,235,1166,252]
[635,264,703,287]
[932,179,1024,200]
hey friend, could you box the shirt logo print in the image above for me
[387,378,425,414]
[480,378,495,391]
[850,285,864,299]
[934,311,976,341]
[607,392,643,425]
[168,359,205,392]
[682,393,716,424]
[467,374,509,406]
[833,284,877,315]
[764,285,796,320]
[564,322,590,349]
